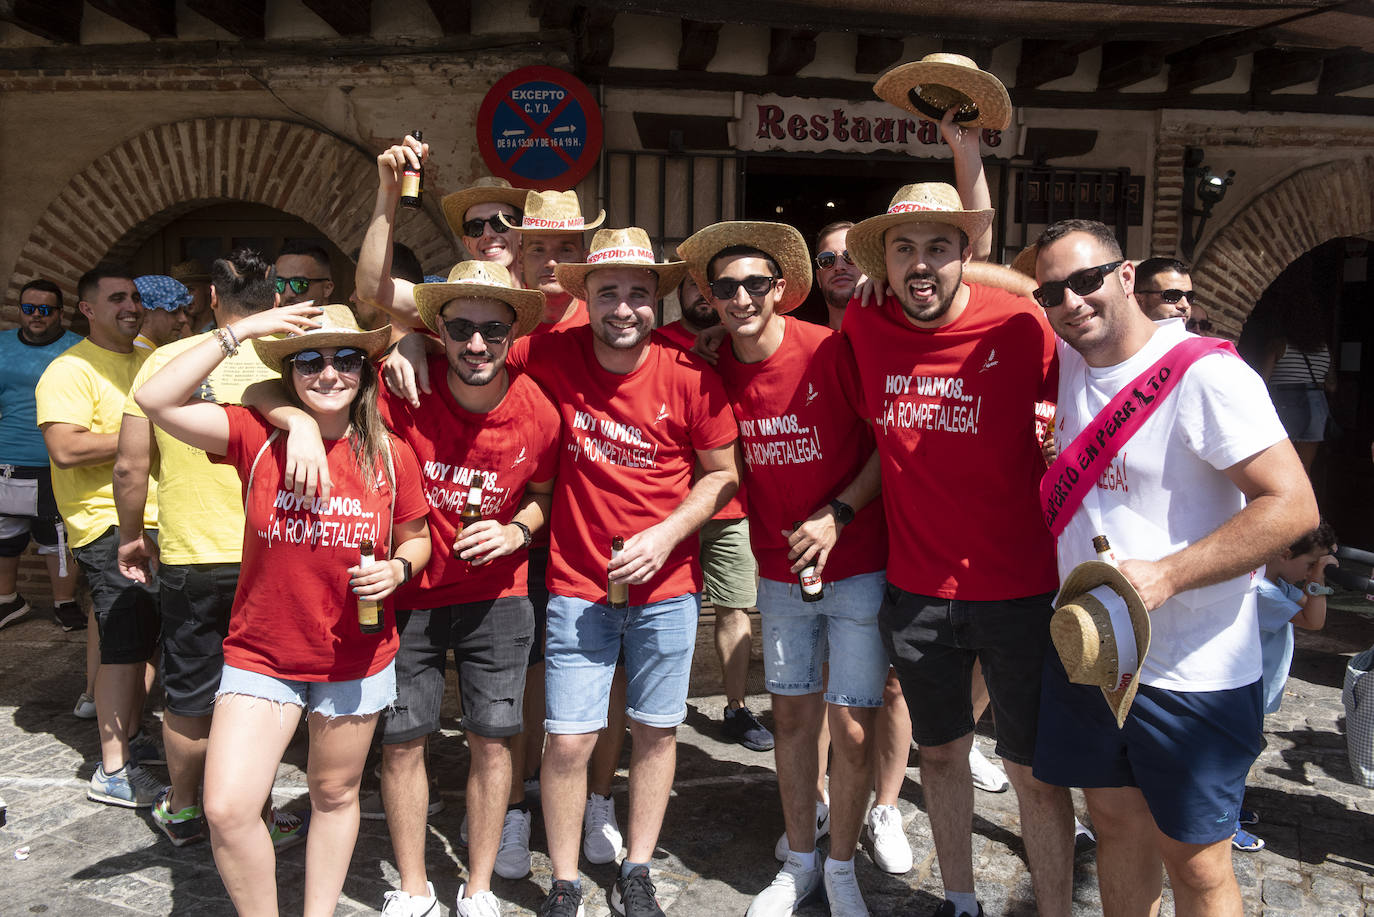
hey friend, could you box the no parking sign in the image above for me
[477,66,604,192]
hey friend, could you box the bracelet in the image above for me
[212,327,239,357]
[224,324,241,351]
[511,520,532,549]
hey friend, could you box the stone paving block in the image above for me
[1313,874,1367,909]
[1263,878,1305,910]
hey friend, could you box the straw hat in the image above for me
[413,261,545,339]
[676,221,813,315]
[1010,243,1039,280]
[874,53,1012,131]
[440,177,532,238]
[1051,560,1152,728]
[170,259,210,283]
[499,190,605,233]
[847,183,994,285]
[253,302,391,366]
[554,228,688,302]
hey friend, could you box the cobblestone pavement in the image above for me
[2,601,1372,915]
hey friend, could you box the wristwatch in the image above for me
[1305,580,1334,596]
[511,520,533,549]
[396,556,413,585]
[829,499,855,526]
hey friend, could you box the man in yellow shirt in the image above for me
[36,265,163,809]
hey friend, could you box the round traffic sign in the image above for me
[476,66,604,192]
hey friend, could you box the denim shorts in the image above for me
[757,571,886,707]
[73,526,160,665]
[700,517,758,609]
[217,662,397,718]
[159,563,238,718]
[1270,385,1327,443]
[544,592,700,733]
[1034,652,1264,844]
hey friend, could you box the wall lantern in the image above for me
[1180,146,1235,260]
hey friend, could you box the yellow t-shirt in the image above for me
[124,332,279,565]
[35,339,157,549]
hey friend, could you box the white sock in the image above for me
[788,848,819,869]
[945,890,979,916]
[824,855,853,873]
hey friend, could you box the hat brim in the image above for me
[847,208,994,286]
[554,261,689,305]
[1010,243,1039,280]
[499,209,607,233]
[412,281,545,341]
[1055,560,1152,728]
[874,60,1012,131]
[676,221,813,315]
[253,325,393,367]
[441,187,532,238]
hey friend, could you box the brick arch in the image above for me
[1191,157,1374,340]
[7,117,457,308]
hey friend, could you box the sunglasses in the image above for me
[274,276,330,295]
[443,317,513,345]
[1139,288,1196,305]
[1033,261,1125,309]
[1186,319,1214,333]
[290,347,368,376]
[815,250,855,270]
[462,215,513,237]
[709,275,779,301]
[20,302,55,316]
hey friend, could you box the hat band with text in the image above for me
[522,216,585,229]
[888,201,959,215]
[588,246,656,264]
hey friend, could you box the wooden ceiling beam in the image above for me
[184,0,266,39]
[1098,40,1166,90]
[1251,47,1327,93]
[87,0,176,38]
[678,19,721,72]
[768,27,818,76]
[0,0,83,43]
[301,0,371,37]
[425,0,471,35]
[574,6,616,69]
[1319,50,1374,95]
[530,0,576,31]
[1166,31,1275,92]
[1017,39,1098,89]
[855,33,904,75]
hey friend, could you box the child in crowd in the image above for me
[1234,521,1338,851]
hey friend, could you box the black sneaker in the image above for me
[0,594,31,629]
[722,705,775,752]
[610,864,664,917]
[53,600,86,631]
[539,879,584,917]
[933,901,984,917]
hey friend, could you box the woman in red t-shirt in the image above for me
[135,302,431,917]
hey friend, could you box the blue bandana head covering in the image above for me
[135,275,193,312]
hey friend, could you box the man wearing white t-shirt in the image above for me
[1029,219,1316,917]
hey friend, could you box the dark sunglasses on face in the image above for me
[462,215,512,237]
[709,275,779,301]
[1033,260,1125,309]
[815,250,855,270]
[290,347,367,376]
[443,317,513,345]
[1186,319,1214,333]
[274,276,330,295]
[20,302,55,316]
[1140,288,1196,305]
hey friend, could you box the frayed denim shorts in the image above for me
[217,661,396,717]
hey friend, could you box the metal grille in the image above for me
[996,164,1139,262]
[602,149,744,258]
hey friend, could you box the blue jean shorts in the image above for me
[217,662,397,718]
[757,571,887,707]
[544,592,699,733]
[1270,385,1327,443]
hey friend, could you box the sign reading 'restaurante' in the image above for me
[737,93,1014,157]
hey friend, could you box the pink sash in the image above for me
[1040,337,1238,537]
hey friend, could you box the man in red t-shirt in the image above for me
[505,189,603,357]
[678,220,887,916]
[521,227,740,917]
[844,183,1074,917]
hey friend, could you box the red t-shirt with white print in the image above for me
[841,283,1059,600]
[519,326,739,604]
[214,406,429,681]
[380,356,560,607]
[715,316,885,582]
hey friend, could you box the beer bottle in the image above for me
[452,480,483,558]
[608,536,629,609]
[1093,534,1119,567]
[400,130,424,210]
[357,537,383,634]
[794,522,824,603]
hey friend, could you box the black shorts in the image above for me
[879,583,1055,766]
[527,546,550,666]
[0,465,62,556]
[382,595,536,743]
[158,563,238,717]
[73,527,160,665]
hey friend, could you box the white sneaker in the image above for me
[582,792,622,864]
[969,744,1009,793]
[774,800,831,861]
[493,807,533,879]
[823,858,870,917]
[862,804,913,874]
[455,883,501,917]
[72,691,96,719]
[381,881,438,917]
[746,851,822,916]
[361,787,444,821]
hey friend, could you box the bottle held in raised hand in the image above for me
[357,537,383,635]
[608,536,629,609]
[400,129,424,210]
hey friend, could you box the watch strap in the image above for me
[829,499,855,525]
[511,520,533,548]
[397,556,413,584]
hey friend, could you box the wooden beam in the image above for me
[86,0,175,38]
[1017,40,1093,90]
[1319,50,1374,95]
[678,19,721,72]
[939,39,994,70]
[0,0,83,43]
[425,0,470,34]
[530,0,576,31]
[768,28,818,77]
[1167,32,1274,92]
[573,6,615,69]
[1098,41,1166,90]
[184,0,266,39]
[855,34,903,76]
[1251,47,1326,94]
[301,0,371,37]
